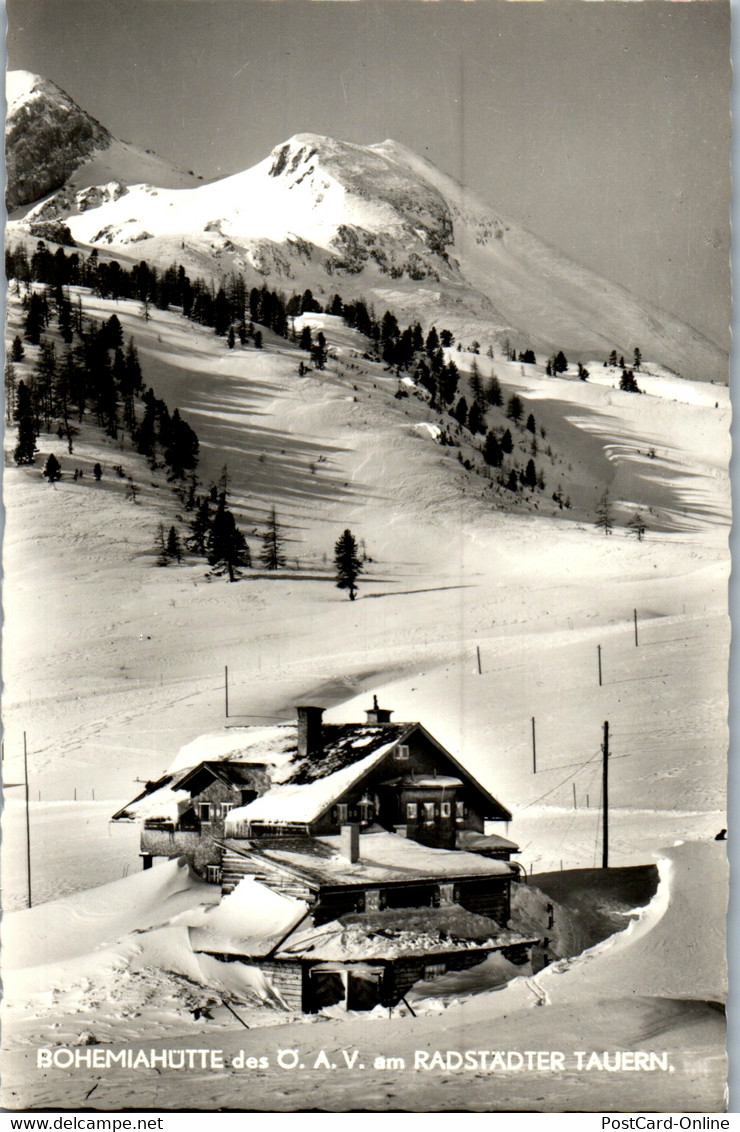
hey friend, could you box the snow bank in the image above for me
[189,876,309,956]
[1,858,217,969]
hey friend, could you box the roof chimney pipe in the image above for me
[296,705,324,757]
[365,694,393,726]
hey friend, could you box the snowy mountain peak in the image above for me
[6,70,113,210]
[5,74,728,380]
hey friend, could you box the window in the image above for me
[358,794,374,822]
[205,865,221,885]
[438,882,456,905]
[221,803,236,817]
[336,803,349,823]
[197,802,211,822]
[365,889,382,911]
[441,801,452,818]
[424,963,446,981]
[456,801,466,822]
[406,802,417,820]
[423,801,436,823]
[394,744,410,761]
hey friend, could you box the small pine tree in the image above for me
[43,452,62,482]
[167,525,182,562]
[227,325,235,349]
[553,350,568,374]
[93,462,102,481]
[501,428,513,454]
[468,401,485,435]
[526,413,536,434]
[486,375,503,407]
[155,522,170,566]
[483,430,502,467]
[627,512,647,541]
[595,490,613,535]
[208,493,250,581]
[633,347,642,370]
[524,458,537,490]
[188,497,211,554]
[506,394,523,423]
[619,368,641,394]
[14,413,37,465]
[260,507,286,570]
[334,528,362,601]
[10,335,24,363]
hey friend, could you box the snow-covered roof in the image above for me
[457,830,520,853]
[168,726,296,775]
[119,719,511,827]
[190,876,309,958]
[275,906,536,961]
[113,777,191,823]
[223,724,410,826]
[223,829,514,887]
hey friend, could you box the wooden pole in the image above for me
[597,645,602,686]
[531,717,537,774]
[23,732,31,908]
[572,782,577,809]
[634,608,638,647]
[476,646,482,675]
[225,665,229,718]
[602,721,609,869]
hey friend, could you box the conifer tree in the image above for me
[43,453,62,482]
[166,525,183,563]
[208,493,250,581]
[468,401,485,435]
[484,430,502,467]
[627,512,647,541]
[334,528,362,601]
[595,491,614,535]
[188,497,211,554]
[506,394,523,423]
[260,507,286,570]
[486,374,503,407]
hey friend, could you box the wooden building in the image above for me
[113,700,535,1011]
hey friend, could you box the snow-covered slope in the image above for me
[5,70,198,213]
[6,72,727,382]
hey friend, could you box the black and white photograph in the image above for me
[1,0,732,1114]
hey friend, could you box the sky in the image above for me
[5,0,732,349]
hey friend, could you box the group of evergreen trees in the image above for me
[6,257,200,500]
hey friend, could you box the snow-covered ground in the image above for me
[1,278,729,1110]
[0,842,726,1112]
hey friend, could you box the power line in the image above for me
[521,748,602,810]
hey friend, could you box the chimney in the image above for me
[365,694,393,726]
[296,705,324,757]
[340,823,360,863]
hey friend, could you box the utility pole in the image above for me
[225,665,229,718]
[23,732,31,908]
[597,645,603,686]
[602,720,609,869]
[531,717,537,774]
[634,608,639,647]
